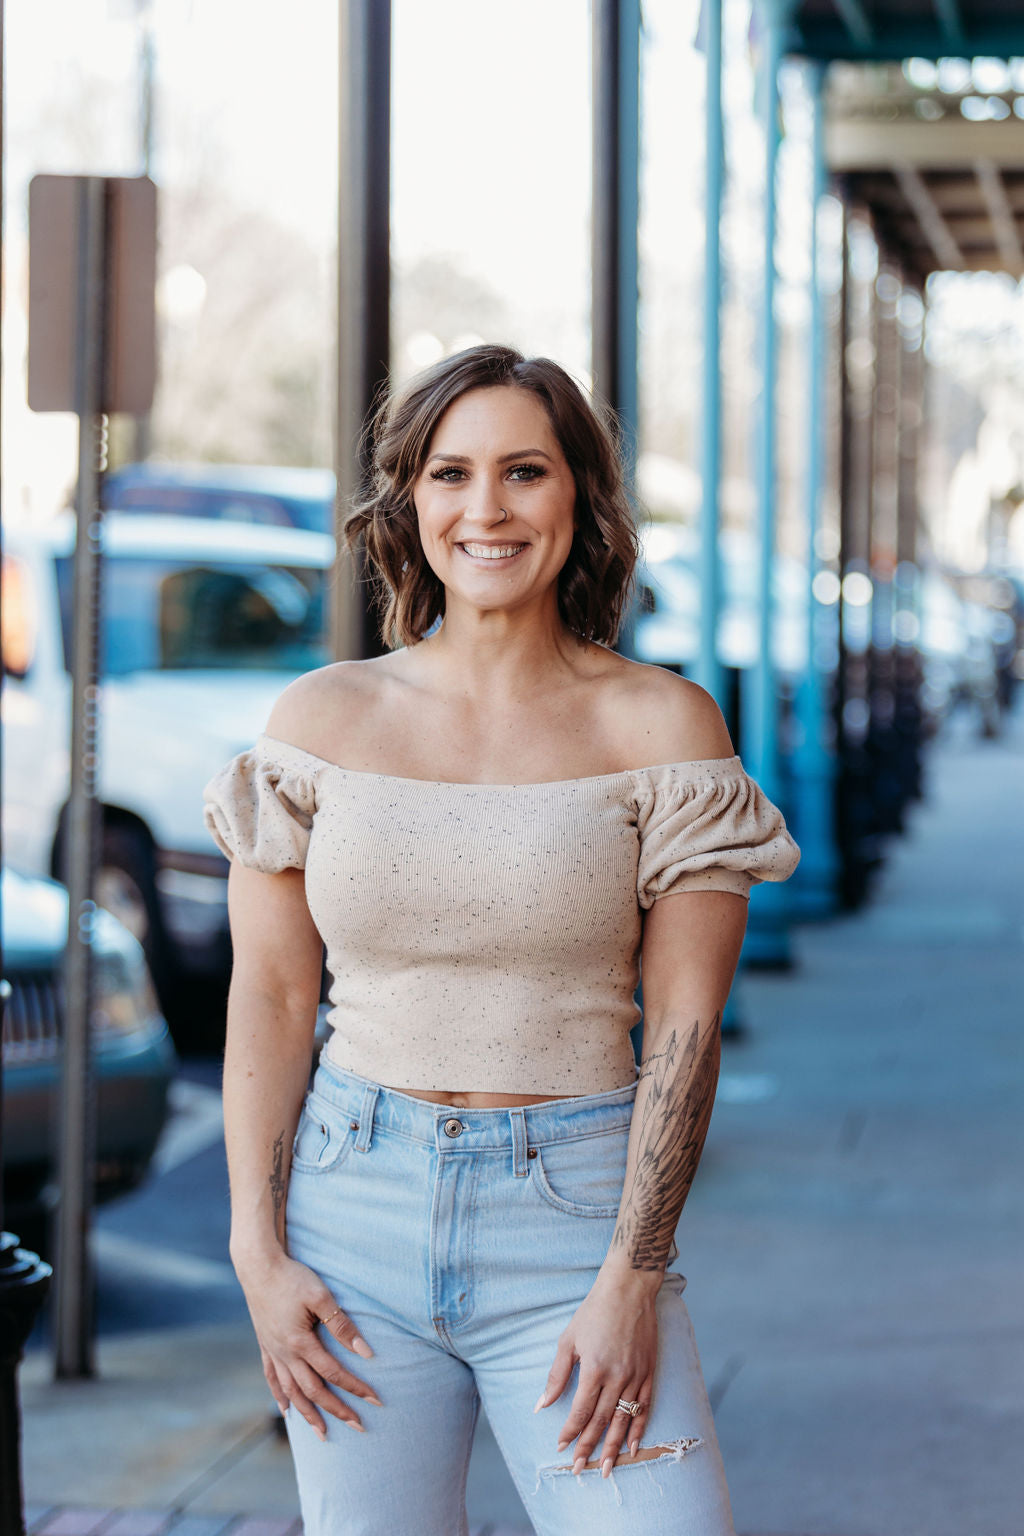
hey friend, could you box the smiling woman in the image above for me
[344,344,640,649]
[205,342,799,1536]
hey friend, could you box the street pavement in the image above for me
[16,698,1024,1535]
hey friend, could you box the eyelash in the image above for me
[428,463,545,484]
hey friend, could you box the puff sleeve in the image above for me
[635,757,800,908]
[202,746,316,873]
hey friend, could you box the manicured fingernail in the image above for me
[630,1440,638,1456]
[533,1393,546,1413]
[368,1394,383,1408]
[556,1438,569,1452]
[316,1425,327,1441]
[572,1455,585,1475]
[352,1335,373,1358]
[602,1456,612,1478]
[344,1419,365,1433]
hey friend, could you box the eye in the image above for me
[429,465,466,483]
[507,463,546,482]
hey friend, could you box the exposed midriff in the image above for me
[377,1084,581,1108]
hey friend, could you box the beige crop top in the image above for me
[202,734,800,1094]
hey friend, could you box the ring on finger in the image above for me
[614,1397,641,1417]
[319,1306,343,1326]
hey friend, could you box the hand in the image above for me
[236,1249,382,1439]
[533,1266,660,1475]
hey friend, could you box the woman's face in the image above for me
[411,385,577,619]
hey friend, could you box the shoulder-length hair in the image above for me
[343,343,641,650]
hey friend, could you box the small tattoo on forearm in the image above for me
[611,1011,720,1271]
[269,1132,286,1215]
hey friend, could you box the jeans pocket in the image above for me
[528,1130,628,1217]
[291,1094,357,1176]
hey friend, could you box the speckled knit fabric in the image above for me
[202,733,800,1093]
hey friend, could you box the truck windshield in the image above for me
[56,556,330,675]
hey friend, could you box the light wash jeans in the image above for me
[284,1055,736,1536]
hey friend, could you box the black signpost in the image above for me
[0,168,156,1531]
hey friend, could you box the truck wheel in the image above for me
[96,823,175,1009]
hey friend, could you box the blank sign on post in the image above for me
[28,173,157,415]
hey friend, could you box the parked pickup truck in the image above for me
[2,512,334,1020]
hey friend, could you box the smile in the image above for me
[457,542,528,562]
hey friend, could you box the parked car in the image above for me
[1,513,334,1022]
[632,526,810,677]
[2,866,178,1244]
[102,463,334,534]
[918,568,1001,736]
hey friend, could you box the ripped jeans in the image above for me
[284,1055,736,1536]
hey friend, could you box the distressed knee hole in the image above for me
[534,1438,704,1503]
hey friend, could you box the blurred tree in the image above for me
[149,187,333,468]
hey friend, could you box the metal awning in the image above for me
[784,4,1024,279]
[825,63,1024,278]
[789,0,1023,64]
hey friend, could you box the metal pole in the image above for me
[0,1,53,1518]
[742,0,793,965]
[54,175,107,1380]
[790,60,839,916]
[696,0,725,710]
[334,0,391,662]
[894,283,924,804]
[131,0,155,463]
[592,0,641,655]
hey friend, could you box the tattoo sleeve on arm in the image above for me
[610,1011,721,1271]
[269,1131,287,1216]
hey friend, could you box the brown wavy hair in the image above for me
[343,344,641,649]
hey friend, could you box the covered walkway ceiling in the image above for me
[789,0,1022,64]
[789,1,1024,280]
[825,64,1024,280]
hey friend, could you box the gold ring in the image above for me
[615,1398,641,1417]
[319,1306,343,1326]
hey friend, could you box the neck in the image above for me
[418,595,586,702]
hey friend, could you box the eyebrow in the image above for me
[426,448,554,465]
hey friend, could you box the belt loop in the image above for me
[509,1107,528,1177]
[353,1084,379,1152]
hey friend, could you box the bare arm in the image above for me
[222,861,322,1270]
[222,859,380,1436]
[603,887,747,1283]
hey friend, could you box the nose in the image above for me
[460,476,508,529]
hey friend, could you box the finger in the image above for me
[534,1332,577,1415]
[623,1377,654,1457]
[277,1371,328,1442]
[598,1383,650,1471]
[261,1352,290,1418]
[291,1358,366,1432]
[305,1343,383,1407]
[317,1301,374,1359]
[570,1383,631,1470]
[556,1371,603,1454]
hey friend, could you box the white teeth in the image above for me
[460,543,526,560]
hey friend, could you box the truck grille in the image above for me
[2,971,63,1063]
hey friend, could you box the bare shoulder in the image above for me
[599,654,736,766]
[264,656,393,753]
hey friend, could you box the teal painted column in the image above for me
[790,60,840,917]
[696,0,725,711]
[742,0,794,967]
[695,0,748,1033]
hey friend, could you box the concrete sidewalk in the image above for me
[18,701,1024,1535]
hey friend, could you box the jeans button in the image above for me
[443,1118,464,1138]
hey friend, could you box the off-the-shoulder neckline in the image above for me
[256,732,745,790]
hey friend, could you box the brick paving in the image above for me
[24,1516,534,1536]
